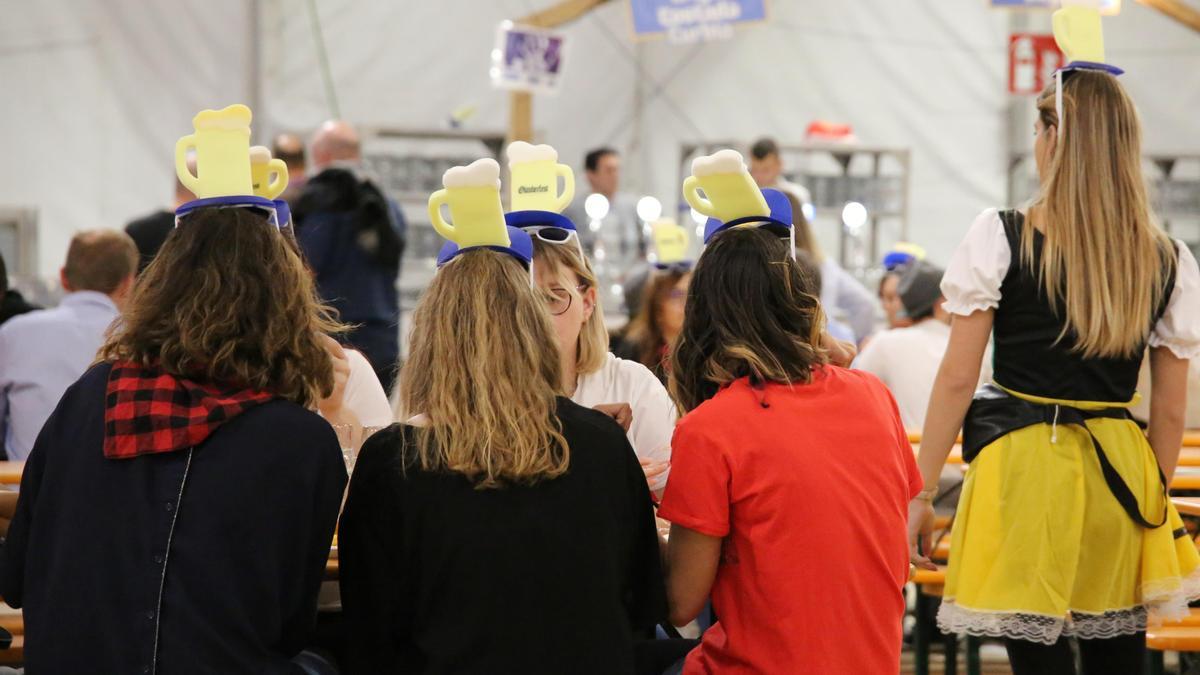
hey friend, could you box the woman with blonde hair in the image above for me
[338,171,665,672]
[910,43,1200,674]
[529,236,677,496]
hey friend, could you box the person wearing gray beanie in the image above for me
[854,259,991,429]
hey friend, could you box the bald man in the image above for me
[293,120,406,392]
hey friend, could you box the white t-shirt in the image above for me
[342,349,394,428]
[571,353,677,492]
[854,319,992,429]
[940,208,1200,360]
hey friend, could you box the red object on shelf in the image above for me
[805,120,855,142]
[1009,33,1062,95]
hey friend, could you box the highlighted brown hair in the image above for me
[98,207,342,406]
[670,227,827,413]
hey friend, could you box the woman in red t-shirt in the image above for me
[658,226,922,674]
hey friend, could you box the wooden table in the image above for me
[0,462,22,486]
[909,430,1200,449]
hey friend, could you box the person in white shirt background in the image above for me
[0,230,138,460]
[854,260,991,430]
[531,237,675,497]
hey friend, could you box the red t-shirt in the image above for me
[657,367,921,675]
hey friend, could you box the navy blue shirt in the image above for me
[1,363,347,674]
[294,169,406,388]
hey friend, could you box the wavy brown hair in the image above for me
[98,207,342,406]
[670,227,827,413]
[400,249,569,488]
[1030,71,1174,358]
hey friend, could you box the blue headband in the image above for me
[175,195,281,228]
[702,188,793,244]
[436,225,534,269]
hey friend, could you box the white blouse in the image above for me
[941,208,1200,359]
[572,353,677,492]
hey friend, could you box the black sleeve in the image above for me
[0,394,55,607]
[278,424,347,657]
[618,432,669,636]
[339,427,407,674]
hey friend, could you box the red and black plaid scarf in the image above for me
[104,360,275,459]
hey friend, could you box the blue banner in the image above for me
[630,0,767,43]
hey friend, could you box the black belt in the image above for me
[962,385,1168,530]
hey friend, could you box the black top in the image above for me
[125,209,177,274]
[337,398,666,675]
[0,289,38,326]
[1,363,347,674]
[992,210,1177,402]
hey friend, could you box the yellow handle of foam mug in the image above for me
[427,189,456,242]
[262,158,289,200]
[682,175,717,218]
[175,135,201,197]
[553,163,575,213]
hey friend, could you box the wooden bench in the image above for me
[0,613,24,665]
[1147,609,1200,675]
[910,566,982,675]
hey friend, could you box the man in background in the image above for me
[748,137,813,209]
[293,120,406,392]
[124,159,195,274]
[273,132,308,206]
[854,261,990,429]
[0,230,137,460]
[563,147,644,262]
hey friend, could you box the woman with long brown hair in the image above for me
[1,203,349,673]
[620,267,690,382]
[338,160,665,673]
[910,20,1200,673]
[658,225,919,673]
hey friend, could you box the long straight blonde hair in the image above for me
[1029,71,1174,359]
[400,250,569,488]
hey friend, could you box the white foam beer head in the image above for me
[249,146,272,164]
[506,141,558,165]
[442,158,502,189]
[691,149,748,177]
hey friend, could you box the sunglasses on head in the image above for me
[524,225,585,256]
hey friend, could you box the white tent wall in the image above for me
[4,0,1198,281]
[0,0,252,283]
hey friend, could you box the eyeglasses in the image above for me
[545,283,589,316]
[665,288,687,304]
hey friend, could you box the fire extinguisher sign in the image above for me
[1009,33,1063,95]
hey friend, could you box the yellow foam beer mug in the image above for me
[652,220,689,265]
[249,146,289,200]
[681,149,770,223]
[507,141,575,213]
[1053,2,1105,64]
[175,104,255,198]
[427,158,509,249]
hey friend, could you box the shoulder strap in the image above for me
[1153,240,1180,325]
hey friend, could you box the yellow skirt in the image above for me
[938,388,1200,644]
